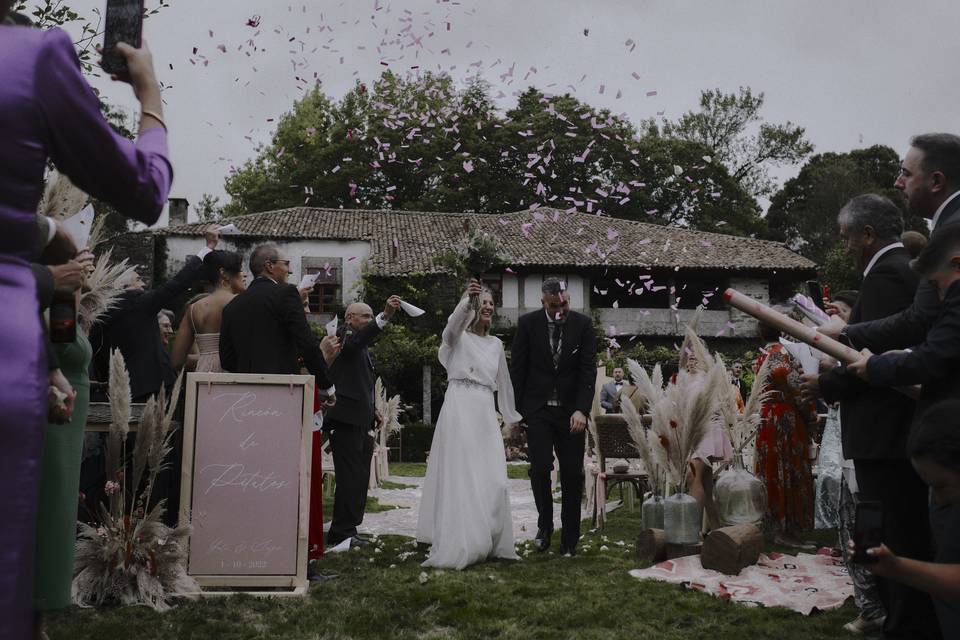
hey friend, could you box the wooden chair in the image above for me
[589,414,649,526]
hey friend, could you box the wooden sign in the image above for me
[180,373,314,595]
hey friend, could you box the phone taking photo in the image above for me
[852,500,884,564]
[101,0,144,75]
[806,280,826,311]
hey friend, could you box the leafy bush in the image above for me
[386,421,435,462]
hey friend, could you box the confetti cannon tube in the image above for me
[723,288,919,398]
[724,288,858,362]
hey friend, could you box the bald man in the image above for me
[325,295,401,547]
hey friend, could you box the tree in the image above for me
[657,87,814,198]
[766,145,926,266]
[224,74,764,235]
[194,194,224,222]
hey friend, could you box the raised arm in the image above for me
[495,343,522,425]
[442,291,477,350]
[36,30,172,226]
[866,285,960,387]
[845,281,938,352]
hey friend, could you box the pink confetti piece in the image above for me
[521,223,533,237]
[462,160,474,173]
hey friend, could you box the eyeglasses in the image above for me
[269,259,291,266]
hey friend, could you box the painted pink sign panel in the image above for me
[187,383,305,575]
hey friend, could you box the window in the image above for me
[302,257,343,314]
[589,271,670,309]
[675,276,728,310]
[309,283,341,313]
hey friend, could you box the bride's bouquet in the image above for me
[434,226,510,317]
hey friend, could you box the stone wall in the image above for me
[102,231,158,286]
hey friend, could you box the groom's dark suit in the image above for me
[511,307,596,551]
[219,276,332,390]
[325,317,384,545]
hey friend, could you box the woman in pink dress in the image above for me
[171,250,246,373]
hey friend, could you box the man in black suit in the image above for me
[90,227,218,400]
[818,134,960,638]
[511,278,596,556]
[219,243,338,391]
[324,295,400,547]
[803,194,938,638]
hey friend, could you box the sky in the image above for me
[54,0,960,227]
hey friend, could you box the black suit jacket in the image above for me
[510,309,596,417]
[867,278,960,431]
[219,277,331,390]
[325,319,382,428]
[90,255,204,399]
[819,246,919,459]
[846,194,960,352]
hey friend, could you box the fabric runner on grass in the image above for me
[628,548,852,615]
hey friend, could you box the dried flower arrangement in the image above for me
[72,350,197,610]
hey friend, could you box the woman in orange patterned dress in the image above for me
[754,321,819,547]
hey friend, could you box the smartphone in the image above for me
[852,500,884,564]
[49,292,77,344]
[101,0,144,75]
[806,280,826,311]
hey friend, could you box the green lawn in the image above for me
[390,462,531,480]
[48,473,854,640]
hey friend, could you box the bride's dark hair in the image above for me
[202,250,243,285]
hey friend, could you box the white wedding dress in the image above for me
[416,297,522,569]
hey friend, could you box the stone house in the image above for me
[141,206,815,341]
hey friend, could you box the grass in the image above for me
[48,474,855,640]
[389,462,531,480]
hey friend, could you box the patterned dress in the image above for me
[753,343,817,533]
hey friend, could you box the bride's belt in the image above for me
[448,378,495,393]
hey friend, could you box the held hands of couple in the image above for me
[569,410,587,434]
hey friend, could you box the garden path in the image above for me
[355,474,619,540]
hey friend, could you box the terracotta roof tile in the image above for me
[161,207,815,276]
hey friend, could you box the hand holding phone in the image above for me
[101,0,145,76]
[852,500,884,564]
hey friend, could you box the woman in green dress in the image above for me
[33,296,92,629]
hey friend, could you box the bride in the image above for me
[417,279,522,569]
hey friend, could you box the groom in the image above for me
[511,278,596,556]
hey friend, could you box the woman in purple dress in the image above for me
[1,5,172,637]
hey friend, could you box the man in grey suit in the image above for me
[599,367,627,413]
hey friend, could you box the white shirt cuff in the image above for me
[322,384,336,397]
[375,312,388,329]
[46,218,58,245]
[197,246,213,260]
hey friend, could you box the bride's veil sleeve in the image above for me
[496,342,523,424]
[438,295,475,367]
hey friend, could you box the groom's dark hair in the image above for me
[542,278,566,296]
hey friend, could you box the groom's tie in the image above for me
[551,322,562,368]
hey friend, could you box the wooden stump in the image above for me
[701,523,762,575]
[635,528,666,563]
[665,541,702,560]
